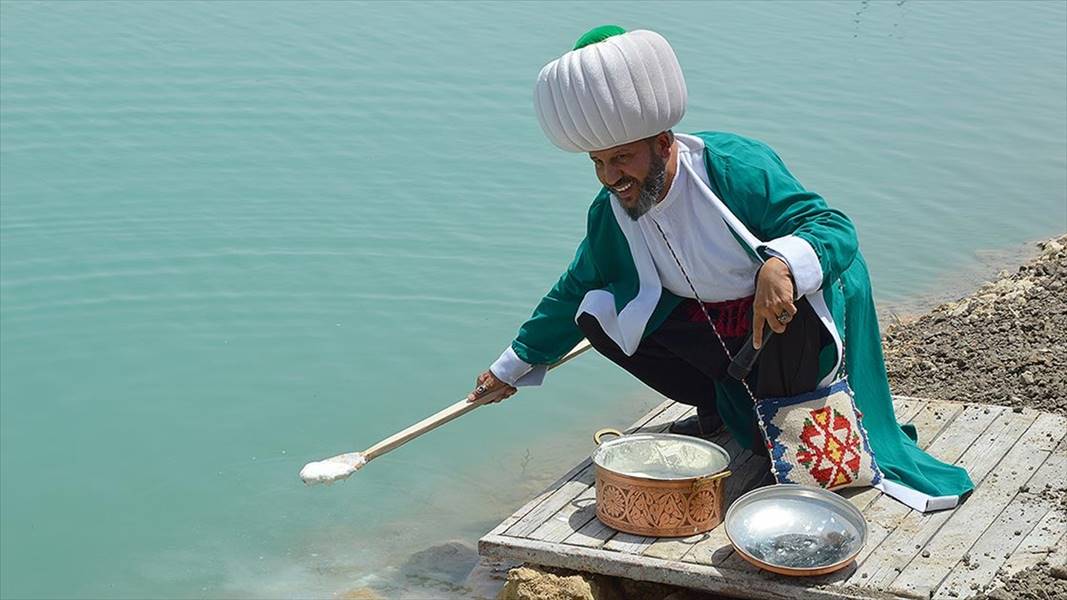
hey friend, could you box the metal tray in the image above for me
[724,485,868,576]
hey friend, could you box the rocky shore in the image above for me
[490,235,1067,600]
[883,236,1067,416]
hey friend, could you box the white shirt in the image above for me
[637,136,760,302]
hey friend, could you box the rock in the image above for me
[400,540,480,586]
[494,566,630,600]
[496,567,596,600]
[984,588,1012,600]
[495,565,693,600]
[1051,564,1067,580]
[466,557,521,599]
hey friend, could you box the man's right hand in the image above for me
[466,370,518,405]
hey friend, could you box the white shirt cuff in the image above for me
[490,346,547,387]
[762,235,823,299]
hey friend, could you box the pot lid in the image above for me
[592,432,731,480]
[725,485,868,572]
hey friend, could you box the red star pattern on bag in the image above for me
[796,406,863,488]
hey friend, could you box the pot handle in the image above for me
[692,470,732,491]
[593,428,624,446]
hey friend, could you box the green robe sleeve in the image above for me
[711,139,859,291]
[512,235,603,365]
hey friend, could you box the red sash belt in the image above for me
[679,295,754,338]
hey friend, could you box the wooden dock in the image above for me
[479,396,1067,599]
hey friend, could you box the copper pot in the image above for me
[591,428,732,537]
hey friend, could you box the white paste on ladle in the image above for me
[300,452,367,485]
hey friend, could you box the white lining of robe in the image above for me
[574,194,663,356]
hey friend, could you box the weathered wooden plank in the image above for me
[561,510,617,548]
[920,404,1007,464]
[888,412,1066,598]
[528,485,598,543]
[503,465,596,538]
[681,524,740,567]
[486,487,561,537]
[999,506,1067,577]
[892,397,926,424]
[846,403,1017,587]
[907,399,965,450]
[603,532,658,555]
[504,400,689,538]
[480,533,876,600]
[929,428,1067,599]
[641,531,711,562]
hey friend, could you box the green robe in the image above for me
[507,131,974,507]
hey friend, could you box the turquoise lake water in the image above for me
[1,1,1065,598]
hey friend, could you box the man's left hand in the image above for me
[753,257,796,350]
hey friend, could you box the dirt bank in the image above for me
[883,236,1066,415]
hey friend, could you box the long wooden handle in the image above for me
[361,339,592,462]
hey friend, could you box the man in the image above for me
[466,26,973,511]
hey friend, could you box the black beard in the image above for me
[622,151,666,221]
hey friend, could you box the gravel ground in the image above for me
[882,236,1067,415]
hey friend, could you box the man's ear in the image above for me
[654,131,673,158]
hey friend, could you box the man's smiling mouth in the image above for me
[613,180,634,194]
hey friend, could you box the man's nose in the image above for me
[604,165,623,185]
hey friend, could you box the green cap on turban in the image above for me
[573,25,626,50]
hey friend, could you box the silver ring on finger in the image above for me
[475,384,488,395]
[777,311,792,324]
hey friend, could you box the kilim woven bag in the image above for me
[753,379,883,490]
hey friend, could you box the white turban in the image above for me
[534,29,687,153]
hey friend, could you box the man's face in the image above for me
[589,133,670,220]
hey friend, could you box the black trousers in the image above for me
[576,297,829,421]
